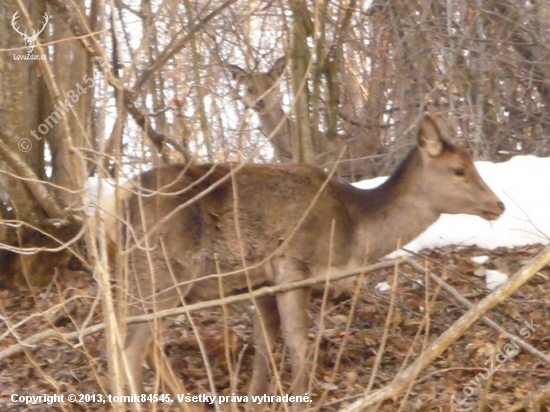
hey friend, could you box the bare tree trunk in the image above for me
[1,1,48,225]
[0,0,86,287]
[289,1,316,164]
[47,0,90,207]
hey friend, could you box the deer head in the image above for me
[226,56,288,115]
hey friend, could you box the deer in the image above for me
[227,57,294,163]
[226,57,381,179]
[104,115,505,411]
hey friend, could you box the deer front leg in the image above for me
[247,296,281,411]
[277,288,310,411]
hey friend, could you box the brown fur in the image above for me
[109,116,505,411]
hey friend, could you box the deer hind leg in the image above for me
[122,322,191,412]
[123,306,194,411]
[121,257,192,411]
[277,288,311,411]
[247,295,281,410]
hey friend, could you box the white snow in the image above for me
[375,281,391,292]
[84,176,116,216]
[471,256,489,265]
[485,270,510,291]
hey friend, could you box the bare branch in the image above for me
[0,131,65,220]
[0,260,397,362]
[132,0,238,90]
[341,245,550,411]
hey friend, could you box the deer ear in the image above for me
[225,63,247,80]
[269,56,288,78]
[417,115,444,157]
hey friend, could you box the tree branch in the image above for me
[0,260,397,361]
[0,132,65,220]
[405,257,550,364]
[132,0,238,91]
[45,0,235,161]
[341,244,550,411]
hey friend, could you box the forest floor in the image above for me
[0,244,549,411]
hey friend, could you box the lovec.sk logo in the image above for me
[12,11,49,60]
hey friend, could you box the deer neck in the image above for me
[258,106,291,134]
[345,150,440,263]
[258,107,293,160]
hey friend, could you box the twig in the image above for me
[0,295,88,341]
[506,384,550,411]
[0,260,396,362]
[365,258,400,394]
[339,244,550,411]
[405,257,550,364]
[0,131,65,219]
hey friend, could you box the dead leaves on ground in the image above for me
[0,244,549,411]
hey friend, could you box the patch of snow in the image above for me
[412,278,424,288]
[471,256,489,265]
[84,176,116,216]
[375,281,391,292]
[485,270,509,290]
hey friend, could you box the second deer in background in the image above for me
[227,57,294,163]
[227,56,383,180]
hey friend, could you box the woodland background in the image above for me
[0,0,549,411]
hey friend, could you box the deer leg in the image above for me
[146,344,194,412]
[121,256,192,411]
[247,295,281,410]
[122,322,155,412]
[276,288,310,411]
[124,318,199,412]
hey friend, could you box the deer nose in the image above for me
[497,201,505,213]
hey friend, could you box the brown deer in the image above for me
[106,115,504,411]
[227,57,294,163]
[227,57,382,179]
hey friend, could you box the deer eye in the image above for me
[454,168,466,177]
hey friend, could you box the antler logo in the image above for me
[12,11,49,55]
